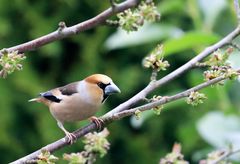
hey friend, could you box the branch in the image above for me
[1,0,139,55]
[109,74,232,120]
[11,124,97,164]
[105,26,240,116]
[11,25,240,163]
[210,148,240,164]
[234,0,240,24]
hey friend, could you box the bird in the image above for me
[29,74,121,144]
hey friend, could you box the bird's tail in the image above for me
[28,97,41,102]
[28,97,50,106]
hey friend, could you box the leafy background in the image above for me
[0,0,240,163]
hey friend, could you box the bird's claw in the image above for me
[90,116,105,132]
[65,132,77,144]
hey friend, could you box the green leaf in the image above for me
[197,111,240,148]
[187,0,202,30]
[198,0,227,31]
[104,24,183,50]
[228,50,240,70]
[158,0,185,15]
[163,31,220,56]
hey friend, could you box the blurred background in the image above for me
[0,0,240,163]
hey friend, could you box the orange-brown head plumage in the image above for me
[83,74,120,103]
[84,74,113,85]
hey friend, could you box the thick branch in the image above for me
[2,0,139,55]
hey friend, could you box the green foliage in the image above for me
[163,32,220,56]
[83,128,110,158]
[117,9,143,32]
[203,69,222,81]
[203,48,238,83]
[117,0,160,32]
[39,129,110,164]
[204,66,238,82]
[64,129,111,163]
[104,24,183,50]
[186,91,207,106]
[142,44,170,72]
[199,150,229,164]
[152,105,163,115]
[197,112,240,149]
[37,149,59,164]
[138,1,160,22]
[204,49,232,67]
[0,50,25,78]
[63,153,87,164]
[159,143,189,164]
[134,109,142,120]
[148,95,164,115]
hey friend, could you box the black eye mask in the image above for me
[97,82,110,90]
[97,82,110,103]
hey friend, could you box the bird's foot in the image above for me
[64,132,77,144]
[90,116,105,132]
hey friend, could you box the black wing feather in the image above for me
[40,91,62,103]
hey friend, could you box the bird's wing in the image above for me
[58,82,79,96]
[37,82,79,103]
[40,91,62,103]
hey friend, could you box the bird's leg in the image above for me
[57,121,77,144]
[90,116,105,132]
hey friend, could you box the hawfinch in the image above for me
[29,74,120,143]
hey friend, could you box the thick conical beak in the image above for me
[105,82,121,95]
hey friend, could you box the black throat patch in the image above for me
[102,94,109,103]
[97,82,110,103]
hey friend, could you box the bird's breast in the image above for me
[49,93,102,122]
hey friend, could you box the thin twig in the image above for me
[1,0,139,55]
[150,68,158,81]
[194,62,208,68]
[104,20,120,27]
[234,0,240,24]
[210,148,240,164]
[110,74,229,120]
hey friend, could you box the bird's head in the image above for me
[84,74,121,103]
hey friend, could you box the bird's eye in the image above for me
[97,82,109,90]
[97,82,105,89]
